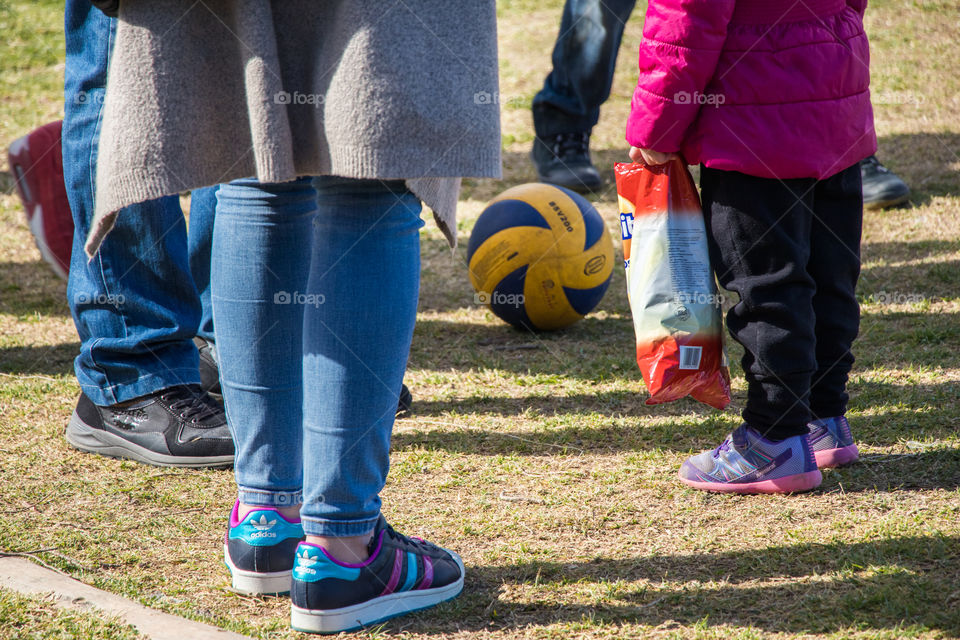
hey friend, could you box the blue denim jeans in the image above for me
[532,0,636,137]
[211,177,423,537]
[63,0,217,405]
[188,185,218,342]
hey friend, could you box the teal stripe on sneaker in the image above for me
[229,508,303,546]
[293,543,362,583]
[401,551,418,591]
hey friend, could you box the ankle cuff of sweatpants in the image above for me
[743,410,810,441]
[237,487,302,508]
[301,514,380,538]
[809,403,847,422]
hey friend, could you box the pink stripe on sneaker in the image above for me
[418,556,434,590]
[229,501,241,527]
[380,549,403,596]
[678,469,822,494]
[815,444,859,469]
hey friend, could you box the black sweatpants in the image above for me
[700,164,863,440]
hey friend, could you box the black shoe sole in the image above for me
[66,411,234,469]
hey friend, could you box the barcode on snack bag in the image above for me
[679,345,702,370]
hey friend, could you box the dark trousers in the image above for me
[532,0,637,138]
[700,164,863,439]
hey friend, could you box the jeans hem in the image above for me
[78,368,203,406]
[531,99,598,139]
[301,514,380,538]
[237,488,303,507]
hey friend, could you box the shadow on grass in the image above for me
[861,239,960,264]
[859,259,960,304]
[873,132,960,205]
[409,315,637,382]
[830,449,960,492]
[394,403,728,456]
[395,377,958,472]
[0,342,78,376]
[0,260,69,317]
[856,309,960,369]
[463,131,959,209]
[402,534,960,635]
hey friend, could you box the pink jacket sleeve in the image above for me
[846,0,867,17]
[626,0,736,153]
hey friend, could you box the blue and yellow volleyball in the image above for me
[467,183,614,331]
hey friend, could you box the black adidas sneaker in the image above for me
[224,501,304,595]
[290,516,464,634]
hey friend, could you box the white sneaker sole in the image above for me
[223,544,292,595]
[290,552,465,634]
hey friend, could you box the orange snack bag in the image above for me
[614,159,730,409]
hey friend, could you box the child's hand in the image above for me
[629,146,678,166]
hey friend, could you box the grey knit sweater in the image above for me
[88,0,502,255]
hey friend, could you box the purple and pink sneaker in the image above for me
[290,516,464,634]
[679,424,822,494]
[807,416,859,468]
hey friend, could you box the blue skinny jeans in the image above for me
[211,177,422,537]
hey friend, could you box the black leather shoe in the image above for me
[194,336,221,397]
[397,383,413,415]
[66,385,234,467]
[531,132,602,193]
[861,155,909,209]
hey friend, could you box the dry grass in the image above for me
[1,0,959,638]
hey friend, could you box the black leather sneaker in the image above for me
[396,383,413,416]
[65,385,234,468]
[290,516,464,634]
[861,155,910,209]
[531,131,602,193]
[194,336,221,397]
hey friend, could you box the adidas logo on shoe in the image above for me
[249,514,278,538]
[297,548,319,568]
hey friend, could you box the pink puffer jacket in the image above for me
[626,0,876,180]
